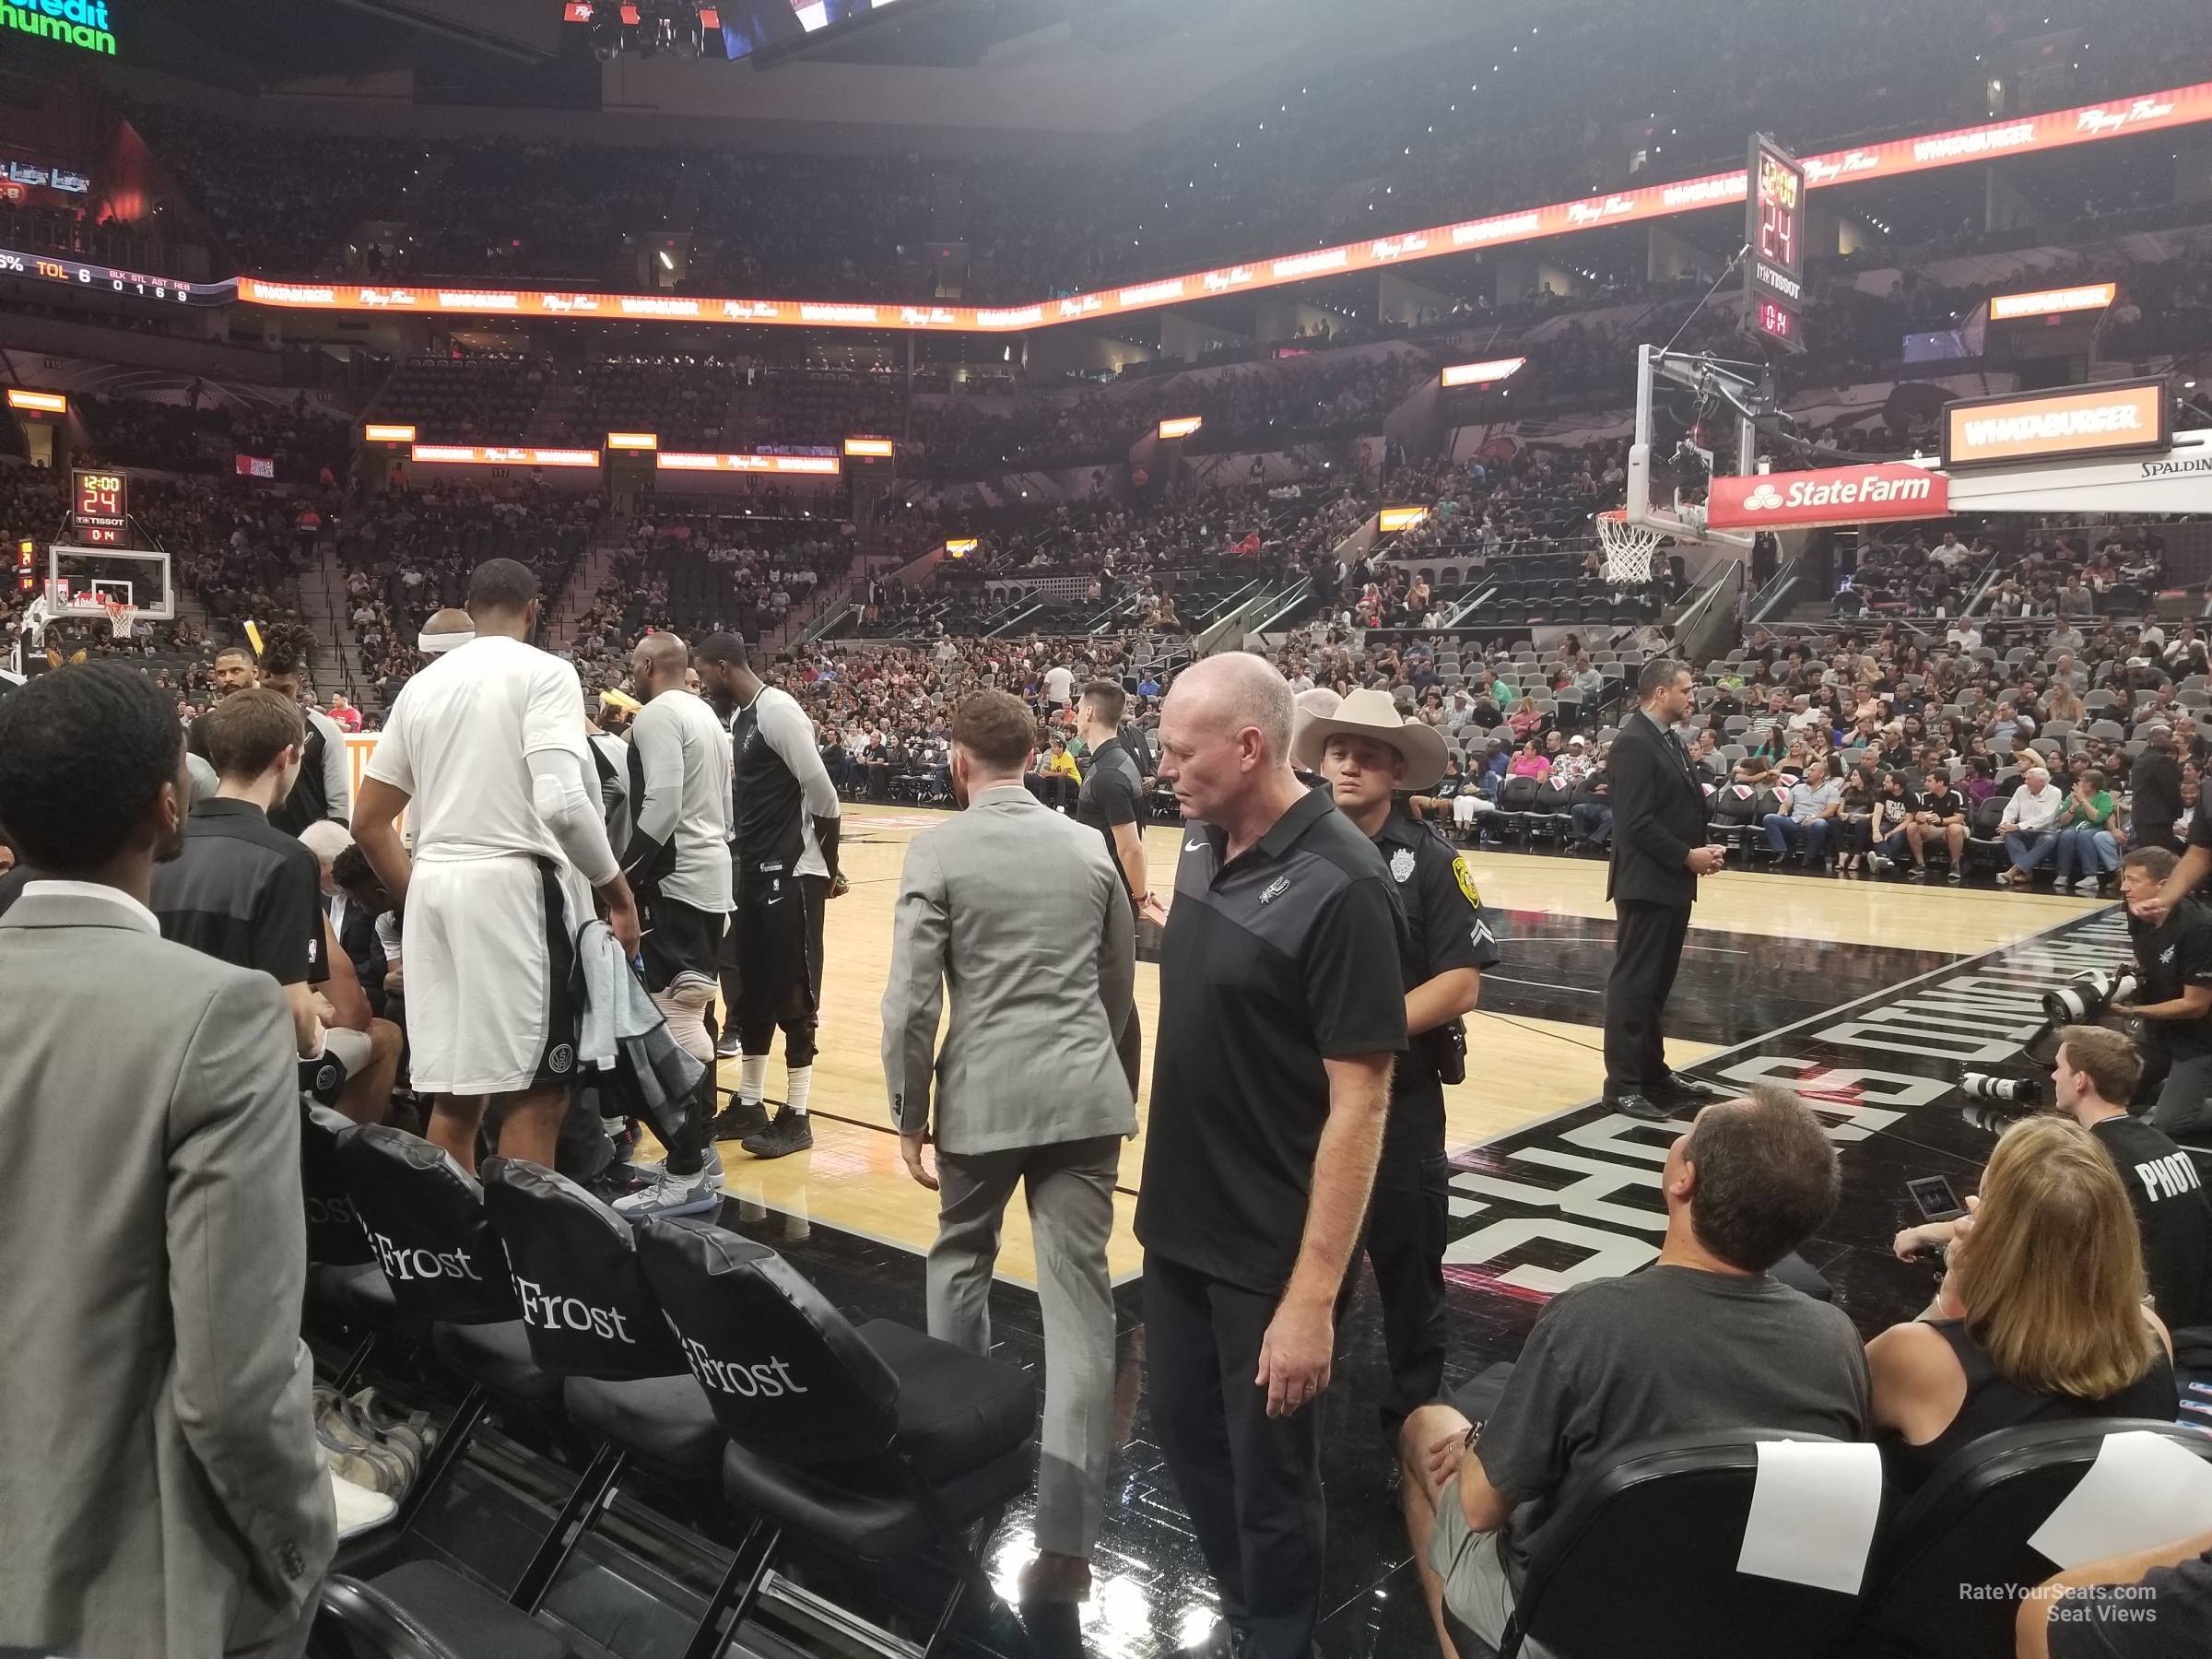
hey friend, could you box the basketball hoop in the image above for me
[101,599,139,641]
[1595,509,1662,585]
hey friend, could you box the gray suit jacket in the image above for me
[882,783,1136,1155]
[0,887,335,1657]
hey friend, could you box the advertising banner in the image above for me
[1941,380,2170,469]
[1704,463,1947,529]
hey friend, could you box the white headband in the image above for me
[418,629,474,654]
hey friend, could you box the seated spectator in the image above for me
[327,691,362,733]
[1833,765,1877,874]
[1506,738,1551,782]
[1867,770,1915,873]
[1998,767,2066,886]
[1398,1088,1865,1658]
[2053,769,2121,894]
[1762,756,1841,865]
[1867,1114,2177,1497]
[1030,730,1081,811]
[1569,754,1614,851]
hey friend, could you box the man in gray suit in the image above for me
[882,688,1136,1606]
[0,665,334,1657]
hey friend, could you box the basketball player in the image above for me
[257,624,353,837]
[182,643,261,795]
[418,607,476,655]
[696,632,840,1159]
[351,559,641,1172]
[612,633,733,1217]
[588,690,636,854]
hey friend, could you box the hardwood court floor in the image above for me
[695,804,2100,1287]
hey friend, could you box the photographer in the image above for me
[2116,849,2212,1140]
[1899,1028,2212,1349]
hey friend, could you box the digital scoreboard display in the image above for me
[72,469,127,546]
[0,246,228,308]
[1744,134,1807,354]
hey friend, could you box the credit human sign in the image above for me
[0,0,114,56]
[1704,463,1947,530]
[1943,379,2171,468]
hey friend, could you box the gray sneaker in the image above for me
[613,1154,726,1220]
[713,1031,744,1060]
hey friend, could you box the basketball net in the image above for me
[1595,509,1661,585]
[101,599,139,641]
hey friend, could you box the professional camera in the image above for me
[2041,968,2140,1026]
[1960,1072,2041,1107]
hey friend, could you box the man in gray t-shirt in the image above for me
[1399,1087,1870,1659]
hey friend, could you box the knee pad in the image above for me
[652,988,714,1065]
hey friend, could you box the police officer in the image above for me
[1298,688,1500,1435]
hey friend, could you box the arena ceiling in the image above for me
[110,0,1495,151]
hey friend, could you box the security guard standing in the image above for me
[1297,688,1499,1435]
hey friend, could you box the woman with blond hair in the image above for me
[1867,1115,2176,1494]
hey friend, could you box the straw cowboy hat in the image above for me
[1290,687,1343,757]
[1290,687,1450,791]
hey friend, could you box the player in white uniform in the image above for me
[613,632,734,1217]
[352,559,641,1173]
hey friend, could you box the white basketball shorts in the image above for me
[402,855,585,1096]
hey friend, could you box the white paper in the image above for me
[2029,1430,2212,1569]
[1735,1440,1885,1596]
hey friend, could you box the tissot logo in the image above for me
[680,1336,810,1398]
[366,1230,483,1283]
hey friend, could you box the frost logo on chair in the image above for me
[680,1336,810,1398]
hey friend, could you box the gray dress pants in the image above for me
[927,1134,1122,1558]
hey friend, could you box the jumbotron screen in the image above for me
[722,0,921,60]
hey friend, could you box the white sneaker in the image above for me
[613,1155,725,1220]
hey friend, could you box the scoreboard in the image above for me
[1744,134,1807,354]
[72,469,127,546]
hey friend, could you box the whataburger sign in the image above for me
[1705,463,1947,530]
[228,77,2212,335]
[1942,379,2171,469]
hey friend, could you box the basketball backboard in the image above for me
[1624,343,1762,552]
[44,545,174,620]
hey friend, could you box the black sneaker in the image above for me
[710,1099,771,1142]
[741,1106,814,1160]
[1908,865,1927,881]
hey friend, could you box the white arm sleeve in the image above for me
[529,747,621,887]
[757,691,841,819]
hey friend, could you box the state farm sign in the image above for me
[1704,464,1947,530]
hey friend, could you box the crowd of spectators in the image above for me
[334,482,606,708]
[73,391,351,487]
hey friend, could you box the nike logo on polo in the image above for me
[1185,839,1206,852]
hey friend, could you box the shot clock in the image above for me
[1743,134,1807,354]
[72,469,128,546]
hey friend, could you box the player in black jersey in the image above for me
[697,634,841,1159]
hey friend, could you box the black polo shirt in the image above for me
[1075,735,1143,900]
[150,797,325,986]
[1136,786,1409,1294]
[1373,807,1501,1149]
[2128,900,2212,1059]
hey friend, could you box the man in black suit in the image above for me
[1604,660,1728,1123]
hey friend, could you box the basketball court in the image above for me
[687,803,2103,1291]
